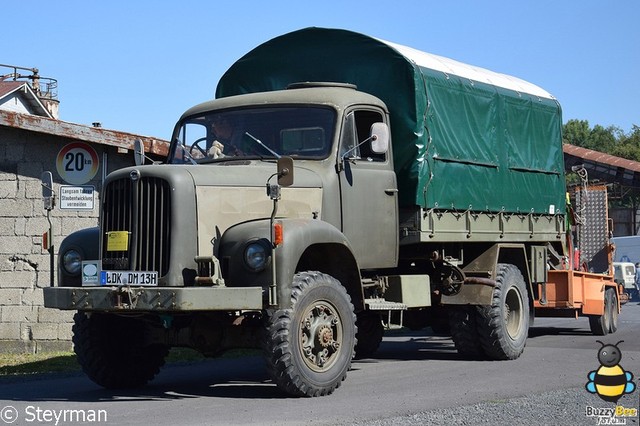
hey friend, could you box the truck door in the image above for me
[338,109,398,269]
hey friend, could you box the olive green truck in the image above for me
[43,28,619,397]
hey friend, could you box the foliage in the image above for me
[564,120,640,208]
[564,120,640,161]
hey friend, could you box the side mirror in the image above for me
[41,171,55,211]
[370,122,389,154]
[277,156,294,187]
[134,139,145,166]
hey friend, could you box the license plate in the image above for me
[99,271,158,286]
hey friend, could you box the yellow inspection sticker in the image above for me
[106,231,130,251]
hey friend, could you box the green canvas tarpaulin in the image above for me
[216,27,566,214]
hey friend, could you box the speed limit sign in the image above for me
[56,142,99,184]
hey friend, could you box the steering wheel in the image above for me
[189,137,208,157]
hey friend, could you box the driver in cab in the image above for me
[207,116,247,158]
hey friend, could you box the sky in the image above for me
[2,1,638,140]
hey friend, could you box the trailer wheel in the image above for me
[476,263,529,360]
[606,287,618,333]
[354,312,384,359]
[263,271,356,397]
[449,307,483,358]
[72,312,169,389]
[588,289,614,336]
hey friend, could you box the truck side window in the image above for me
[354,110,385,162]
[340,112,358,159]
[341,110,386,162]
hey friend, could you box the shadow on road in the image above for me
[0,356,290,402]
[4,308,636,404]
[528,326,592,338]
[0,331,469,403]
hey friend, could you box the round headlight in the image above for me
[244,241,269,272]
[62,249,82,275]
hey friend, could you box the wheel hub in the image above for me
[299,303,342,372]
[505,287,523,339]
[317,325,334,348]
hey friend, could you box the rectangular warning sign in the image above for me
[60,185,95,210]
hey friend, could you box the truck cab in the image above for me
[168,83,398,281]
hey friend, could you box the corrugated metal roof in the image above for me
[0,81,24,97]
[564,143,640,188]
[563,144,640,172]
[0,109,168,156]
[0,81,52,118]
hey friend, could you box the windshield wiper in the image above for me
[178,143,197,165]
[245,132,280,159]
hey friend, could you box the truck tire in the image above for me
[588,289,614,336]
[449,306,483,358]
[72,312,169,389]
[476,263,529,360]
[606,287,618,333]
[263,271,356,397]
[354,312,383,359]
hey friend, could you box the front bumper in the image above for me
[43,286,264,311]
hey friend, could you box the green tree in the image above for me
[564,120,640,207]
[563,119,591,147]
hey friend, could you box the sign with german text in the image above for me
[60,185,95,210]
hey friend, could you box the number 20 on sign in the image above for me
[56,142,99,185]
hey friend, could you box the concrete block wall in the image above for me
[0,126,133,353]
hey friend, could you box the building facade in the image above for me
[0,110,167,353]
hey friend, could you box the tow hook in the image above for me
[114,286,138,309]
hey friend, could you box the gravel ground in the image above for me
[345,387,639,426]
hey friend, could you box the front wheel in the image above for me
[263,271,356,397]
[72,312,169,389]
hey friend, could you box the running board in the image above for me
[365,299,407,311]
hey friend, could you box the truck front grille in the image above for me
[101,176,171,276]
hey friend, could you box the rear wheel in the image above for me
[476,263,529,360]
[449,306,483,358]
[73,312,169,389]
[589,289,614,336]
[606,287,618,333]
[263,271,356,397]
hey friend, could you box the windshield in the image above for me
[168,106,336,164]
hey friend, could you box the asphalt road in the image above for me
[1,303,638,426]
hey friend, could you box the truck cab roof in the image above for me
[179,84,388,121]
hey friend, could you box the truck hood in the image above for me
[103,162,324,258]
[184,161,324,256]
[185,160,323,188]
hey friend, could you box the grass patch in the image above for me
[0,347,258,378]
[0,351,79,376]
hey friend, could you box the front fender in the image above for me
[218,219,361,310]
[57,227,100,287]
[218,220,272,292]
[275,219,361,309]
